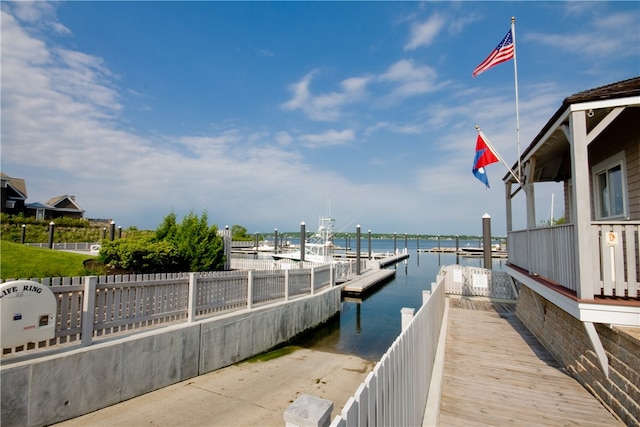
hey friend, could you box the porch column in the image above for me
[569,110,597,299]
[524,156,537,229]
[505,182,513,232]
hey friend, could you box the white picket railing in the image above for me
[438,265,517,300]
[2,265,335,355]
[330,273,446,426]
[508,222,639,298]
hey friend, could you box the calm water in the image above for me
[293,238,507,361]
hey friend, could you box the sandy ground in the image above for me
[54,348,374,427]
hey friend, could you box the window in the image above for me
[592,151,628,220]
[5,200,15,209]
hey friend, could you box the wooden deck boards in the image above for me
[341,268,396,294]
[438,297,621,426]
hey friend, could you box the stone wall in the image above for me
[1,286,342,427]
[515,285,640,426]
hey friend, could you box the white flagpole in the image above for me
[476,126,522,185]
[511,16,522,180]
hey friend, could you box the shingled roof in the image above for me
[0,172,27,198]
[519,76,640,164]
[563,76,640,104]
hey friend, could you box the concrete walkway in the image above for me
[53,348,374,427]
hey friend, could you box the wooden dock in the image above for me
[436,296,621,426]
[341,268,396,295]
[378,252,409,267]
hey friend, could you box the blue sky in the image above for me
[2,1,639,236]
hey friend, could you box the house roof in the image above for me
[45,195,84,212]
[0,172,27,198]
[505,76,640,183]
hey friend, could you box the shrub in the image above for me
[98,210,225,274]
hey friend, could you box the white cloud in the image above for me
[282,71,371,121]
[299,129,355,149]
[404,14,445,50]
[525,12,639,59]
[9,1,71,35]
[378,59,439,100]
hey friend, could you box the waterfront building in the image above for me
[503,76,639,424]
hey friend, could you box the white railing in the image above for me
[594,222,640,298]
[2,265,335,355]
[439,265,516,299]
[507,222,639,298]
[330,274,446,426]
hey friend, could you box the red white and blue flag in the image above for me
[472,29,514,78]
[472,133,500,188]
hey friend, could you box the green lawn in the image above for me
[0,240,103,280]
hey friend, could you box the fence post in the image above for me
[356,225,361,275]
[247,270,254,309]
[188,272,197,322]
[284,269,290,301]
[401,307,415,331]
[224,225,231,270]
[310,267,315,295]
[422,290,431,305]
[81,276,97,346]
[48,222,55,249]
[330,264,334,287]
[300,222,306,262]
[482,213,492,269]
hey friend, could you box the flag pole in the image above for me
[476,126,522,185]
[511,16,522,180]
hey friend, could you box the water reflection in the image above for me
[294,239,506,361]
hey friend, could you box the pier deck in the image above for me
[341,268,396,295]
[436,296,620,426]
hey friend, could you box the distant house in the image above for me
[0,172,85,220]
[503,77,639,423]
[25,195,85,221]
[0,172,27,216]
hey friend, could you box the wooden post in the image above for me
[81,276,98,346]
[48,222,55,249]
[393,232,397,254]
[368,230,372,260]
[356,225,361,275]
[300,222,306,262]
[482,214,492,269]
[274,229,278,254]
[224,225,231,270]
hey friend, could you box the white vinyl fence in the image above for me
[439,265,517,299]
[1,264,335,355]
[330,273,446,426]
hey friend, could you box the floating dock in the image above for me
[342,268,397,295]
[341,252,409,295]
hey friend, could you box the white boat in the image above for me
[272,216,336,263]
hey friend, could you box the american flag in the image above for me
[472,29,514,78]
